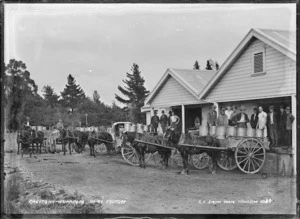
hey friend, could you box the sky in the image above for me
[4,3,296,106]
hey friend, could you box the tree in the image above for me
[193,60,200,70]
[60,74,85,111]
[216,62,219,70]
[205,60,213,70]
[93,90,101,105]
[42,85,59,107]
[4,59,39,130]
[115,63,149,123]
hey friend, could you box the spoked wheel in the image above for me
[235,138,266,174]
[121,143,151,166]
[217,151,237,171]
[191,153,211,169]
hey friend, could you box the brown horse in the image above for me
[58,128,77,155]
[29,129,44,154]
[164,128,221,175]
[121,131,172,169]
[87,131,114,157]
[17,130,33,157]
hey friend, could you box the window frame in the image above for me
[251,49,266,76]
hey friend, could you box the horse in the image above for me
[72,130,85,153]
[121,131,172,169]
[58,128,77,155]
[87,131,114,157]
[164,128,221,175]
[29,129,44,154]
[17,130,33,157]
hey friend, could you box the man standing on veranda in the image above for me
[267,105,278,148]
[160,110,168,134]
[151,110,159,134]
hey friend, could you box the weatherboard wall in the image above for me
[149,75,200,107]
[205,38,296,102]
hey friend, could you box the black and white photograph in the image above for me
[2,2,297,216]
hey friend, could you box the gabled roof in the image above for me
[144,68,216,106]
[199,28,296,99]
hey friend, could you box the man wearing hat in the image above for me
[151,110,160,134]
[217,107,228,126]
[160,110,168,134]
[56,119,64,130]
[23,116,31,130]
[285,106,295,147]
[207,105,217,127]
[278,105,287,145]
[267,105,278,148]
[229,106,239,126]
[250,107,259,129]
[231,105,249,128]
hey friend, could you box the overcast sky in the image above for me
[5,4,296,106]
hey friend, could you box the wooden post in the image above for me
[291,95,297,175]
[182,105,185,134]
[214,102,219,117]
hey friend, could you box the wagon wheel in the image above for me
[191,153,211,169]
[121,143,151,166]
[235,138,266,174]
[217,151,237,171]
[94,143,107,154]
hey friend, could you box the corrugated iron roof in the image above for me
[199,28,296,99]
[144,68,217,106]
[257,28,296,53]
[169,68,217,95]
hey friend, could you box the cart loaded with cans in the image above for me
[121,123,268,174]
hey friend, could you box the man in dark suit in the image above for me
[278,105,287,146]
[168,111,172,126]
[151,110,159,134]
[267,105,278,148]
[207,105,217,127]
[231,105,249,128]
[160,110,168,133]
[250,107,259,129]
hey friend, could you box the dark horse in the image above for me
[73,130,89,153]
[121,131,172,169]
[29,129,44,154]
[17,130,33,157]
[58,128,77,155]
[87,131,114,157]
[164,128,221,175]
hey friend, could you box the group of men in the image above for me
[206,105,295,147]
[150,110,180,134]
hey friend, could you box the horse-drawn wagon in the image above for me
[120,125,268,174]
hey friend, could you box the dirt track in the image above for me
[4,145,297,214]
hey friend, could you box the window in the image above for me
[252,50,265,75]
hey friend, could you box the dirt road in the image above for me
[4,148,296,215]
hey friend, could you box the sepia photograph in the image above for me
[2,2,297,216]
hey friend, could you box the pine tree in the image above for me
[60,74,85,111]
[193,60,200,70]
[42,85,59,107]
[93,90,101,105]
[205,60,212,70]
[4,59,39,130]
[115,63,149,123]
[216,62,219,70]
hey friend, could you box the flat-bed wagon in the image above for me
[121,133,211,170]
[121,127,268,174]
[179,136,267,174]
